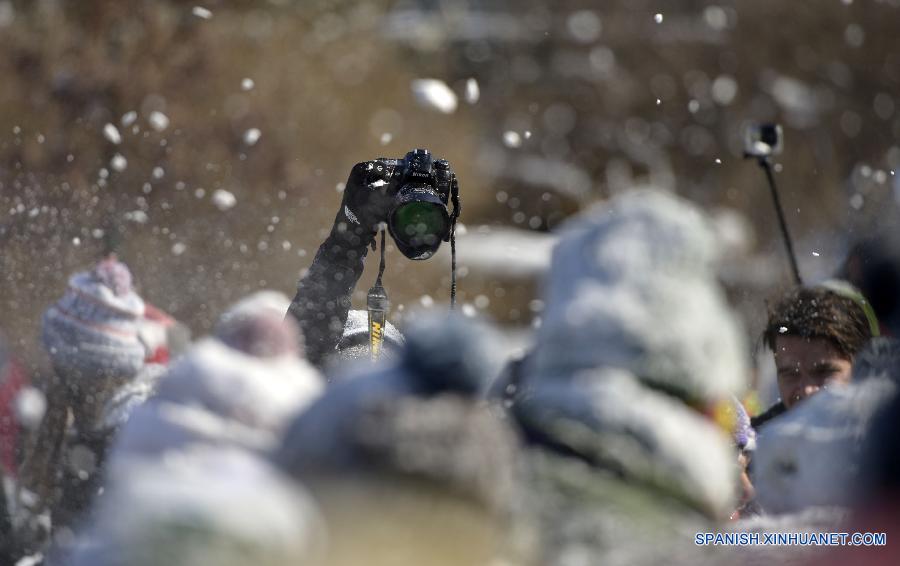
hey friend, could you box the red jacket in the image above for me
[0,356,28,476]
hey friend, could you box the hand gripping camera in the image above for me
[370,148,460,260]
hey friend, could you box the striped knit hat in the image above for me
[42,256,146,381]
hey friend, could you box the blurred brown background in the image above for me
[2,0,899,371]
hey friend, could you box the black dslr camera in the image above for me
[360,149,461,358]
[368,149,458,260]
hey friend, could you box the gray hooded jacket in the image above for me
[512,189,747,566]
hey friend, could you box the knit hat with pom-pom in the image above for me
[42,256,146,382]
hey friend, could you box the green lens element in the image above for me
[392,202,448,247]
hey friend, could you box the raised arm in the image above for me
[287,161,394,366]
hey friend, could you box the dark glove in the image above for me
[332,160,396,246]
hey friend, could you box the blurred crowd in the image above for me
[1,187,899,566]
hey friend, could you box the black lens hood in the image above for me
[388,184,451,260]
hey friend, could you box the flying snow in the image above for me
[711,75,739,106]
[243,128,262,146]
[103,123,122,145]
[148,111,170,132]
[14,387,47,429]
[503,131,523,148]
[465,78,480,104]
[212,189,237,211]
[704,6,729,31]
[125,210,149,224]
[192,6,213,19]
[410,79,458,114]
[110,153,128,172]
[566,10,602,43]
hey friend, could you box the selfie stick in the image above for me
[750,155,803,286]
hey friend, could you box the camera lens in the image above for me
[389,200,450,259]
[394,202,447,244]
[386,150,453,260]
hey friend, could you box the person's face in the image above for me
[774,335,853,409]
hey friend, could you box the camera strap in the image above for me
[367,229,389,361]
[376,226,387,284]
[449,175,461,310]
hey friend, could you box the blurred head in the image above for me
[41,256,147,429]
[215,290,300,358]
[276,313,527,566]
[764,286,873,409]
[72,448,323,566]
[530,189,747,404]
[42,256,147,383]
[752,377,898,515]
[310,398,521,566]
